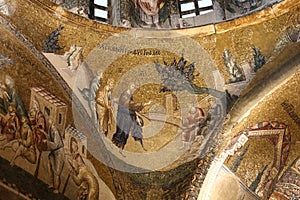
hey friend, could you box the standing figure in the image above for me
[78,72,102,130]
[0,105,20,142]
[135,0,164,28]
[181,106,205,150]
[67,138,99,200]
[1,116,36,166]
[29,99,48,178]
[43,119,65,194]
[88,72,102,128]
[206,98,223,130]
[29,100,47,152]
[112,83,151,155]
[96,78,114,136]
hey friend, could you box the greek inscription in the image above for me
[98,43,160,56]
[98,43,129,54]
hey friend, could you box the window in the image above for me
[59,113,62,124]
[178,0,213,18]
[89,0,110,23]
[82,145,85,154]
[44,107,50,118]
[182,13,196,19]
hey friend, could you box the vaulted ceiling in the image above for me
[0,0,299,199]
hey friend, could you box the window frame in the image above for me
[178,0,213,18]
[89,0,111,23]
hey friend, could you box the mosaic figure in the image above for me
[0,75,28,118]
[0,105,20,142]
[29,99,47,152]
[43,118,65,194]
[67,138,99,200]
[79,72,103,129]
[135,0,165,28]
[112,83,151,155]
[96,78,114,136]
[181,106,205,149]
[1,116,36,166]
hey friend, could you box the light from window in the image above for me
[200,9,213,15]
[182,13,196,18]
[94,0,108,7]
[82,145,85,154]
[59,113,62,124]
[179,0,213,18]
[180,2,195,12]
[198,0,213,8]
[95,9,108,19]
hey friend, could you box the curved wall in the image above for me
[0,0,299,199]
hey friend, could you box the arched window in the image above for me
[178,0,213,18]
[82,145,85,155]
[89,0,111,23]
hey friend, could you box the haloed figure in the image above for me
[89,72,102,129]
[112,83,151,156]
[135,0,163,28]
[96,78,114,136]
[78,72,103,130]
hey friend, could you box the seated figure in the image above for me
[181,106,205,150]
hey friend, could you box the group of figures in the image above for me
[77,53,231,157]
[0,75,64,194]
[0,75,99,199]
[81,74,151,155]
[82,65,225,156]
